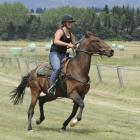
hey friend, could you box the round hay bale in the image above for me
[112,43,117,48]
[117,44,125,51]
[27,43,36,52]
[10,47,23,56]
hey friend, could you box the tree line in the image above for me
[0,3,139,41]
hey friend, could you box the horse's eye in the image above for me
[96,40,100,43]
[91,40,99,43]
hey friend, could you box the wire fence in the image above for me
[0,56,140,88]
[94,64,140,88]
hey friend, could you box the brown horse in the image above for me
[11,32,114,131]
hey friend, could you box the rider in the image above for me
[48,15,76,96]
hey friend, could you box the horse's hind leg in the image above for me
[27,89,40,131]
[36,96,46,125]
[36,95,57,125]
[61,103,79,131]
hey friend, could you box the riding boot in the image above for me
[47,84,56,96]
[47,79,58,96]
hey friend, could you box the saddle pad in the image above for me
[36,63,52,76]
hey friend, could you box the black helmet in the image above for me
[61,15,75,24]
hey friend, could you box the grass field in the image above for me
[0,40,140,66]
[0,41,140,140]
[0,75,140,140]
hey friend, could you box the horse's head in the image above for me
[82,31,114,57]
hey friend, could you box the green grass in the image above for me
[0,75,140,140]
[91,56,140,66]
[0,40,51,47]
[0,41,140,66]
[0,40,140,140]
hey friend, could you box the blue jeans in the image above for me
[49,51,66,85]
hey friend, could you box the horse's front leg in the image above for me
[61,103,79,130]
[72,93,85,121]
[62,91,84,130]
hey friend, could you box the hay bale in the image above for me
[112,43,117,48]
[10,47,23,56]
[117,45,125,51]
[27,43,36,52]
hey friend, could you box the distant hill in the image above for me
[0,0,140,9]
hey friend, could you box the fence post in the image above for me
[25,58,29,72]
[15,57,21,71]
[0,57,3,68]
[8,57,12,65]
[117,66,124,87]
[2,57,6,68]
[96,64,102,82]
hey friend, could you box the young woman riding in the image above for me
[48,15,76,96]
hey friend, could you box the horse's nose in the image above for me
[110,49,114,56]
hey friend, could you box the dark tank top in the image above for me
[50,28,72,54]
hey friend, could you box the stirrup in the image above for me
[48,84,56,96]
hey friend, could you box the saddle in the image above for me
[36,63,52,77]
[36,57,72,97]
[36,57,71,77]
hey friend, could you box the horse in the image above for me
[10,31,114,131]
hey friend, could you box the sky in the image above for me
[0,0,140,9]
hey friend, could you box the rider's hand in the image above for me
[67,43,74,49]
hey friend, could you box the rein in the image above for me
[76,49,100,56]
[63,37,101,85]
[73,38,100,56]
[62,38,91,85]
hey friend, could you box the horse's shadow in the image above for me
[36,126,97,134]
[35,126,120,135]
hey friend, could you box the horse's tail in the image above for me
[10,73,30,105]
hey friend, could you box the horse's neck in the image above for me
[75,51,91,77]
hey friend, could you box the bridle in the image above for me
[63,37,99,86]
[76,49,99,56]
[63,36,106,88]
[73,38,100,56]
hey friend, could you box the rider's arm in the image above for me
[54,29,74,48]
[53,29,69,46]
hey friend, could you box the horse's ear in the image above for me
[85,31,93,38]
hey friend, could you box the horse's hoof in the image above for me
[36,119,41,125]
[70,118,78,127]
[28,128,33,132]
[36,118,45,125]
[60,128,66,133]
[28,129,34,133]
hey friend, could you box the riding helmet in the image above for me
[61,15,75,24]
